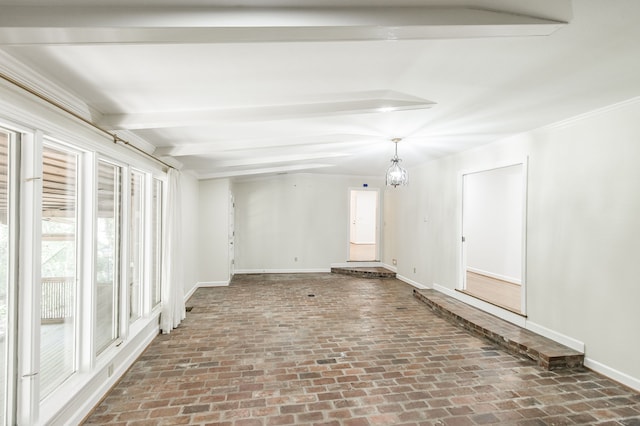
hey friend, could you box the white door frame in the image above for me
[228,192,235,280]
[347,187,380,262]
[458,157,528,316]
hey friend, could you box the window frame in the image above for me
[93,157,125,358]
[0,86,167,425]
[38,137,84,400]
[148,176,163,310]
[127,168,146,325]
[0,125,20,426]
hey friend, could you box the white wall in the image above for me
[234,173,383,272]
[197,178,231,284]
[179,172,200,297]
[386,98,640,389]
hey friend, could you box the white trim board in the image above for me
[466,267,521,286]
[184,284,199,303]
[584,358,640,393]
[525,320,585,354]
[396,274,429,290]
[380,263,397,273]
[433,283,527,328]
[330,261,384,268]
[431,283,584,352]
[544,95,640,131]
[198,281,230,287]
[430,284,640,392]
[0,50,95,121]
[184,281,230,303]
[234,268,331,274]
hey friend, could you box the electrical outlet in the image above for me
[413,267,416,273]
[392,259,397,265]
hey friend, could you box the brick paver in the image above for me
[83,273,640,425]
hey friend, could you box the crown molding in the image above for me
[543,96,640,131]
[111,129,168,158]
[0,50,98,121]
[0,50,165,157]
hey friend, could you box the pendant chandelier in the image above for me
[385,138,408,187]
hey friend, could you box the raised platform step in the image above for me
[331,266,396,279]
[413,288,584,371]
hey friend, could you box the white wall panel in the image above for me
[179,173,200,297]
[233,174,383,272]
[197,179,230,284]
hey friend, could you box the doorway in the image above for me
[461,162,527,314]
[229,192,235,279]
[349,189,379,261]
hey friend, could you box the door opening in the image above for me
[348,189,379,262]
[229,193,235,279]
[461,162,527,314]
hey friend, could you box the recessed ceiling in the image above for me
[0,0,639,179]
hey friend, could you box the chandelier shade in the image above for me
[385,138,408,187]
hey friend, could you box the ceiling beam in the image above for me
[198,163,335,180]
[200,152,350,168]
[0,6,566,45]
[100,97,436,130]
[154,134,374,157]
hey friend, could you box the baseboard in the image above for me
[466,267,521,285]
[584,358,640,392]
[429,284,640,392]
[184,281,231,303]
[396,274,429,290]
[330,262,383,268]
[381,263,397,273]
[525,320,585,353]
[184,283,199,302]
[431,283,586,352]
[198,281,230,287]
[235,268,331,274]
[433,283,527,328]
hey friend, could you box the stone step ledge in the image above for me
[331,267,396,279]
[413,288,584,370]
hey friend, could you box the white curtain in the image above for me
[160,168,185,333]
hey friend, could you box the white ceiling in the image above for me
[0,0,639,179]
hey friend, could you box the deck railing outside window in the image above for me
[41,277,74,323]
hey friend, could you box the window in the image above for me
[0,129,12,424]
[95,160,122,355]
[129,170,145,322]
[0,105,166,424]
[150,178,162,308]
[40,143,79,399]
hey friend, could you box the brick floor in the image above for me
[83,273,640,425]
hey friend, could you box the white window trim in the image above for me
[1,125,21,426]
[1,86,167,425]
[17,130,42,425]
[94,156,126,361]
